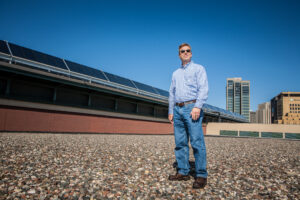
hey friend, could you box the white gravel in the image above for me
[0,133,299,199]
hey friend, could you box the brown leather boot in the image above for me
[168,173,190,181]
[193,177,207,189]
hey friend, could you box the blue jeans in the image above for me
[173,103,207,178]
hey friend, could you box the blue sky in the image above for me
[0,0,299,111]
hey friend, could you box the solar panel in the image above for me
[8,42,68,70]
[65,60,107,81]
[154,87,169,97]
[0,40,10,55]
[104,72,136,88]
[132,81,158,94]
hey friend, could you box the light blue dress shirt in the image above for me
[168,61,208,115]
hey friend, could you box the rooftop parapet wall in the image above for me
[0,106,174,134]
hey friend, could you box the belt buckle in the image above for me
[178,102,184,107]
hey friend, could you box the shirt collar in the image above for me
[181,60,193,69]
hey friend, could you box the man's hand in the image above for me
[190,107,201,121]
[168,114,174,124]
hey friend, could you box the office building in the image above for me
[250,111,257,123]
[256,102,271,124]
[271,92,300,125]
[226,78,250,121]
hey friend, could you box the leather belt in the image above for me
[176,100,196,107]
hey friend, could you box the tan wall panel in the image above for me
[207,122,300,135]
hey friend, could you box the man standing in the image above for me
[168,43,208,189]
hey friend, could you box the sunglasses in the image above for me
[180,49,191,54]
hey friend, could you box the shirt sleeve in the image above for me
[168,73,175,115]
[194,67,208,109]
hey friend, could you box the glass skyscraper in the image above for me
[226,78,250,121]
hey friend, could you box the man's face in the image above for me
[179,46,192,63]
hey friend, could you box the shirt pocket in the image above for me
[184,74,196,86]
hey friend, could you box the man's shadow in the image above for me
[172,160,196,178]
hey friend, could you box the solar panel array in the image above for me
[202,104,246,120]
[0,40,247,122]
